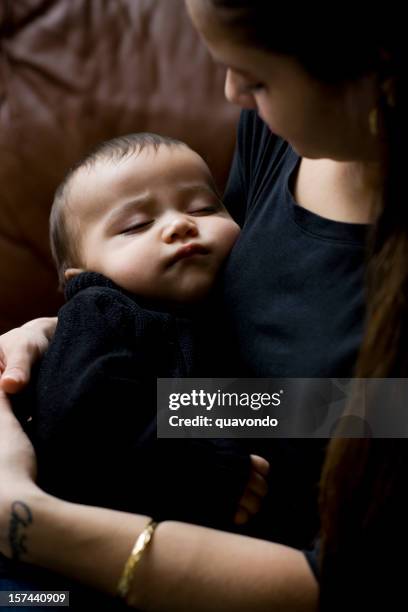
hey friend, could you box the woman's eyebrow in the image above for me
[230,67,254,78]
[216,60,254,79]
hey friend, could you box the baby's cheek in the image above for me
[106,259,153,292]
[223,221,241,250]
[123,264,151,286]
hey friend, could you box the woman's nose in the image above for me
[162,215,199,243]
[224,69,257,109]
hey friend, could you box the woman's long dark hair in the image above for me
[207,1,408,607]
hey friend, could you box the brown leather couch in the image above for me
[0,0,239,332]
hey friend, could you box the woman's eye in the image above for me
[120,220,153,234]
[245,82,265,93]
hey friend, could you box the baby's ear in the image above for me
[64,267,85,281]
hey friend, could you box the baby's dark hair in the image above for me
[50,132,187,290]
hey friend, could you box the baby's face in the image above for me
[66,145,240,303]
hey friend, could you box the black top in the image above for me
[18,272,250,528]
[222,109,367,378]
[220,110,368,561]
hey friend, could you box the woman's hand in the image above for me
[0,317,57,393]
[0,391,38,558]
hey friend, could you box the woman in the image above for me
[0,0,404,609]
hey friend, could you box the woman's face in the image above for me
[186,0,380,162]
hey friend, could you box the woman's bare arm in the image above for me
[0,317,57,392]
[0,392,317,612]
[133,522,317,611]
[3,489,317,611]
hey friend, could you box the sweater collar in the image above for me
[64,271,208,319]
[65,272,134,302]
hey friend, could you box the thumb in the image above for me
[0,355,31,394]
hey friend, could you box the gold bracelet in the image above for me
[117,519,158,601]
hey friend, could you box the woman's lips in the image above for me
[167,243,209,266]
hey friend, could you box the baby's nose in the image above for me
[162,216,198,243]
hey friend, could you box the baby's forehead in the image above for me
[66,145,216,221]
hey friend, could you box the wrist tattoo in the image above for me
[8,501,33,561]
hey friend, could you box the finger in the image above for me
[250,454,270,477]
[0,352,32,393]
[238,489,262,516]
[247,470,268,498]
[234,506,250,525]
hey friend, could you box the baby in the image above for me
[17,133,268,530]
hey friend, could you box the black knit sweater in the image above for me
[20,272,250,528]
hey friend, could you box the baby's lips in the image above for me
[167,243,209,266]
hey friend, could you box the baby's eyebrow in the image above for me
[176,183,216,197]
[104,184,217,227]
[105,193,153,224]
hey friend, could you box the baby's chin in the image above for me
[160,279,215,309]
[168,287,212,307]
